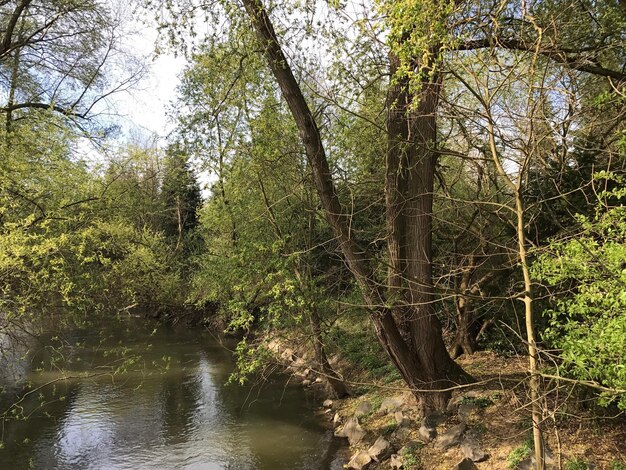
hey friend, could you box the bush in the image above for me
[533,174,626,409]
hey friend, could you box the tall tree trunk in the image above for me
[241,0,468,411]
[386,53,469,409]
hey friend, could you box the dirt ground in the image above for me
[328,350,626,469]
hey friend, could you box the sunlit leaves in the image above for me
[533,174,626,408]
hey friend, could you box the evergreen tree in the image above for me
[160,146,203,253]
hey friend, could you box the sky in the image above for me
[110,19,187,142]
[124,51,186,138]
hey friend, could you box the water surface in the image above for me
[0,317,345,469]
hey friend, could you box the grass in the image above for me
[565,458,589,470]
[329,326,402,383]
[506,437,533,469]
[472,422,487,435]
[369,394,383,412]
[382,421,399,435]
[401,443,423,469]
[460,396,494,408]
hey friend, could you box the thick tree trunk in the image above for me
[241,0,469,411]
[386,54,469,408]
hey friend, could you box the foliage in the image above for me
[507,440,533,469]
[378,0,456,87]
[400,442,423,469]
[533,174,626,408]
[565,458,590,470]
[159,146,202,250]
[0,120,202,326]
[228,339,272,385]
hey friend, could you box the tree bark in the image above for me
[451,258,478,359]
[386,52,470,408]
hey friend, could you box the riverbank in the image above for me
[261,331,626,470]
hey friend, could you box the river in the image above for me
[0,316,346,469]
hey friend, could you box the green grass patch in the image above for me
[328,326,401,382]
[460,396,493,408]
[506,437,533,469]
[401,443,423,469]
[382,421,398,435]
[565,458,589,470]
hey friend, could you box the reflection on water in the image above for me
[0,318,345,469]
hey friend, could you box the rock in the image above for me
[418,416,437,442]
[281,351,295,362]
[516,457,534,470]
[516,448,557,469]
[367,436,391,462]
[394,411,409,427]
[333,412,342,427]
[401,391,419,407]
[393,426,412,441]
[389,453,403,469]
[447,395,462,412]
[346,450,372,470]
[454,457,478,470]
[323,399,333,408]
[302,379,311,386]
[423,411,446,426]
[418,423,436,443]
[380,395,404,413]
[458,403,480,423]
[335,416,366,446]
[434,423,466,449]
[355,400,373,417]
[461,437,488,462]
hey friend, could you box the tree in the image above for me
[154,0,626,423]
[0,0,145,132]
[229,0,470,412]
[159,146,202,254]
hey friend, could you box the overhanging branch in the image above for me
[457,38,626,81]
[0,101,86,118]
